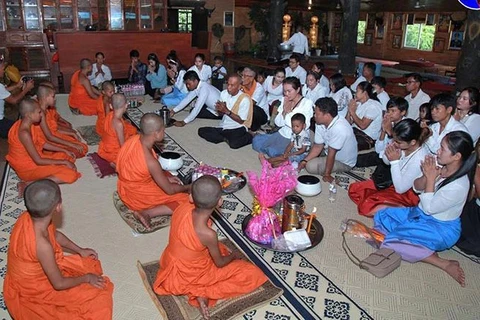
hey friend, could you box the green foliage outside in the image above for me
[357,21,366,44]
[404,24,435,51]
[178,9,192,33]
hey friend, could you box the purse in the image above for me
[342,219,401,278]
[371,163,393,190]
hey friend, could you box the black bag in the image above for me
[371,162,393,190]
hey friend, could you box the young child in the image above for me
[256,69,267,86]
[153,175,267,319]
[95,81,115,137]
[3,179,114,318]
[265,113,311,168]
[374,131,476,287]
[211,56,227,91]
[418,102,433,128]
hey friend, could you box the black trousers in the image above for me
[145,81,157,98]
[211,78,225,91]
[198,126,252,149]
[356,151,385,168]
[457,199,480,257]
[353,127,375,151]
[196,105,222,120]
[0,117,15,139]
[250,106,268,132]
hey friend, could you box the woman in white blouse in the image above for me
[302,71,328,106]
[188,53,212,83]
[328,73,352,118]
[253,77,313,157]
[263,68,285,126]
[454,87,480,144]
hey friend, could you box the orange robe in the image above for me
[68,70,101,115]
[6,121,81,184]
[95,95,108,136]
[153,202,268,307]
[3,212,114,320]
[116,135,189,211]
[98,112,137,164]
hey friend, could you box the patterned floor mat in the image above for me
[76,125,101,146]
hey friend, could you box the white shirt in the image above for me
[248,82,269,119]
[263,76,284,105]
[286,66,307,85]
[383,146,428,194]
[376,91,390,111]
[314,115,358,167]
[329,86,352,118]
[218,90,251,130]
[188,65,212,82]
[212,65,227,80]
[174,69,188,94]
[353,99,383,140]
[173,81,220,124]
[350,76,366,92]
[275,97,314,139]
[424,117,469,154]
[374,117,406,157]
[405,89,431,120]
[302,83,328,105]
[291,129,311,152]
[320,75,330,92]
[88,63,112,87]
[282,32,309,56]
[0,84,11,120]
[416,175,469,221]
[459,113,480,144]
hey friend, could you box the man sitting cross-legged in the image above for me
[116,113,190,229]
[68,58,102,115]
[154,175,268,320]
[3,179,114,319]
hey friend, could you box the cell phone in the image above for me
[22,77,32,83]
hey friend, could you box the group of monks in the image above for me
[3,61,268,319]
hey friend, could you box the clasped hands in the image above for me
[421,155,441,180]
[215,100,228,114]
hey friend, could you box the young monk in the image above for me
[6,98,81,186]
[98,93,137,165]
[116,113,190,229]
[68,58,102,115]
[154,175,268,319]
[95,81,115,137]
[38,81,73,129]
[3,179,114,319]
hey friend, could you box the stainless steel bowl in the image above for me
[278,44,293,52]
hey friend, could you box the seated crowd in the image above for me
[1,50,480,318]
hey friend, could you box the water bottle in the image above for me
[328,183,337,203]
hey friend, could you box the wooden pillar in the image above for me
[267,0,286,62]
[455,10,480,91]
[338,0,361,75]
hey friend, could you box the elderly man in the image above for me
[68,59,102,115]
[198,74,253,149]
[404,73,431,120]
[241,67,268,131]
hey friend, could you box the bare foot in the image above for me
[258,153,266,162]
[444,260,465,287]
[132,211,152,230]
[196,297,210,319]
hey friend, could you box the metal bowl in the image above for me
[278,44,293,52]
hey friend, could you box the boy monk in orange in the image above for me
[68,58,101,115]
[116,113,189,229]
[98,93,137,165]
[95,81,115,136]
[154,176,268,319]
[38,81,73,130]
[3,179,114,319]
[6,98,81,185]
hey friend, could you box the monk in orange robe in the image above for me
[154,176,267,319]
[38,81,74,130]
[68,58,102,115]
[98,93,137,165]
[116,113,190,229]
[6,99,81,185]
[95,81,115,136]
[3,180,114,319]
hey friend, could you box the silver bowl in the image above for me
[278,44,293,52]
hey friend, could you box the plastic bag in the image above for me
[340,219,385,243]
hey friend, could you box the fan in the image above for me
[414,1,426,9]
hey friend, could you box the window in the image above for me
[404,23,435,51]
[178,9,192,33]
[357,20,366,44]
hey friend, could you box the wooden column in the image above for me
[266,0,286,62]
[338,0,361,75]
[455,10,480,91]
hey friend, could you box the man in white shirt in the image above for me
[350,62,375,92]
[282,26,309,60]
[285,54,307,85]
[88,52,112,87]
[404,73,431,120]
[198,74,253,149]
[170,71,222,127]
[298,97,357,183]
[371,76,389,111]
[241,67,268,131]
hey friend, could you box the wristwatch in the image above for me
[227,110,232,116]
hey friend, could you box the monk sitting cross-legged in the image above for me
[3,179,114,319]
[116,113,190,229]
[95,81,115,137]
[154,176,268,319]
[38,81,74,130]
[68,58,102,115]
[98,93,137,166]
[6,98,81,186]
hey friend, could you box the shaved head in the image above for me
[24,179,61,218]
[102,81,114,91]
[19,98,39,117]
[111,93,126,110]
[80,58,92,70]
[192,175,222,209]
[36,84,54,99]
[140,113,164,135]
[39,81,55,89]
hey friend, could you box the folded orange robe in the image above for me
[116,135,189,211]
[154,202,267,307]
[6,121,81,184]
[3,212,114,320]
[68,70,101,115]
[98,112,137,164]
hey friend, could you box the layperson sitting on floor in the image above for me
[454,87,480,144]
[198,74,254,149]
[95,81,115,137]
[311,62,330,90]
[153,175,267,320]
[371,76,390,111]
[211,55,227,91]
[328,73,352,118]
[252,77,313,157]
[346,81,383,151]
[424,93,468,155]
[298,97,357,183]
[145,53,168,99]
[350,62,375,92]
[0,61,35,138]
[418,102,433,128]
[263,67,286,127]
[68,58,102,116]
[88,52,112,87]
[6,99,80,187]
[128,49,148,85]
[349,119,430,216]
[169,71,222,127]
[3,179,114,319]
[240,67,268,131]
[116,113,190,229]
[374,131,476,287]
[285,54,307,85]
[98,93,138,166]
[160,50,188,107]
[404,73,431,120]
[188,53,212,83]
[256,69,267,86]
[302,72,328,108]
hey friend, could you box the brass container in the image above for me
[282,195,305,233]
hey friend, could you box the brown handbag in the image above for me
[342,219,401,278]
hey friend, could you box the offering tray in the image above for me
[241,214,324,252]
[221,168,247,194]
